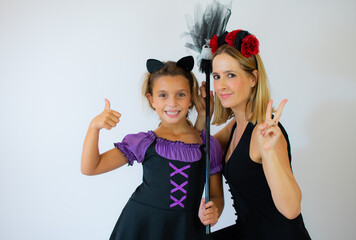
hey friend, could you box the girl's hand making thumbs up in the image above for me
[90,99,121,131]
[81,99,128,176]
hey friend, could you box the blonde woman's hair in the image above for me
[142,61,202,119]
[212,45,271,125]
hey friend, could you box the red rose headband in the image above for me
[209,29,260,58]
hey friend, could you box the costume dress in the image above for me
[109,130,223,240]
[212,122,311,240]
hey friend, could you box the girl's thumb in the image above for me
[104,98,111,110]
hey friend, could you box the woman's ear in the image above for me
[147,93,155,109]
[251,70,259,87]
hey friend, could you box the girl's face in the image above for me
[212,53,256,111]
[147,75,192,126]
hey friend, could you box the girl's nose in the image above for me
[168,96,177,106]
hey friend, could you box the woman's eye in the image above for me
[228,73,236,78]
[178,93,186,97]
[213,75,220,80]
[159,94,167,98]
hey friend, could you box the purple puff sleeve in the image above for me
[114,131,155,166]
[202,130,223,175]
[209,136,223,174]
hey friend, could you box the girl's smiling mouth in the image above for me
[165,110,181,118]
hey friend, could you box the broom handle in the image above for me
[205,69,211,235]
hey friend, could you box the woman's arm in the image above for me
[259,133,301,219]
[254,99,302,219]
[81,99,128,176]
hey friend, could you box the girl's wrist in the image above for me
[89,121,101,132]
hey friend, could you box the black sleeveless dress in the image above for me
[212,122,311,240]
[110,130,223,240]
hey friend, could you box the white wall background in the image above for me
[1,0,355,239]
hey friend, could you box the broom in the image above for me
[182,1,231,238]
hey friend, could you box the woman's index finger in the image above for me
[265,99,273,121]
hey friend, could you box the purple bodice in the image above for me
[114,130,222,175]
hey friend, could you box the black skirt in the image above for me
[110,199,205,240]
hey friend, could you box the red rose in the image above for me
[240,34,259,58]
[225,30,241,47]
[209,35,219,54]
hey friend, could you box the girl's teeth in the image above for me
[167,111,179,114]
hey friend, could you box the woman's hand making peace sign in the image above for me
[257,99,288,154]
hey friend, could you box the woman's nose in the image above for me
[215,77,227,90]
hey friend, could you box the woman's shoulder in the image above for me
[213,119,236,151]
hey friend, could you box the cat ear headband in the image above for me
[146,56,194,73]
[209,29,260,58]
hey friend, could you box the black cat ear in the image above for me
[176,56,194,72]
[146,59,164,73]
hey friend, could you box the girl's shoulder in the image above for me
[119,131,156,146]
[114,131,156,165]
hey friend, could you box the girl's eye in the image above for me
[213,75,220,80]
[159,93,167,98]
[178,93,186,97]
[228,73,236,78]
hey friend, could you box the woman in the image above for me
[197,29,311,239]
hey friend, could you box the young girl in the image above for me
[81,56,224,240]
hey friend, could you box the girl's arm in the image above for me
[254,100,302,220]
[81,99,128,176]
[199,173,224,226]
[210,173,224,217]
[199,134,225,227]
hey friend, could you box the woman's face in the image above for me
[212,53,256,111]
